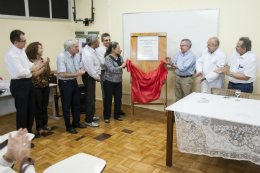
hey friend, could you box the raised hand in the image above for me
[5,128,31,166]
[30,62,42,72]
[165,57,173,65]
[76,69,85,76]
[214,66,224,74]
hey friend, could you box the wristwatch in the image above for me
[230,72,233,77]
[3,155,14,163]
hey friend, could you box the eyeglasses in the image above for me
[18,40,26,43]
[180,45,187,47]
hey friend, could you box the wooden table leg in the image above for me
[166,111,175,166]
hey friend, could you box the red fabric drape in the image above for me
[126,59,168,104]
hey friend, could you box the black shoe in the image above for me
[28,131,40,139]
[120,110,125,115]
[67,128,78,134]
[73,123,87,128]
[31,143,34,148]
[114,118,123,121]
[34,134,41,138]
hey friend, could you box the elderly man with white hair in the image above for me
[194,37,228,94]
[82,34,100,127]
[56,38,86,134]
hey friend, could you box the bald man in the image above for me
[195,37,228,94]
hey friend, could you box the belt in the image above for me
[59,79,76,82]
[177,75,192,78]
[11,78,32,81]
[230,82,252,85]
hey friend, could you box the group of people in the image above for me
[4,29,259,141]
[57,33,126,134]
[165,37,259,101]
[4,30,126,138]
[2,29,260,173]
[5,30,53,147]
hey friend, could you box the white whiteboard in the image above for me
[123,9,219,62]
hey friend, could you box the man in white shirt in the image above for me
[215,37,259,93]
[195,37,228,94]
[95,33,110,107]
[4,30,44,145]
[82,34,100,127]
[95,33,126,115]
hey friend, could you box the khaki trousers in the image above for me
[175,75,193,101]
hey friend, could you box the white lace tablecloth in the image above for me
[166,92,260,165]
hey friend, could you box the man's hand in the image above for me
[96,75,101,82]
[76,69,85,76]
[5,128,31,166]
[214,65,230,75]
[30,60,44,72]
[165,57,173,66]
[194,72,202,78]
[4,129,25,162]
[196,77,206,84]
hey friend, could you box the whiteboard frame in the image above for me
[122,9,219,63]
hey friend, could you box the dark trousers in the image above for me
[34,86,50,131]
[100,70,105,108]
[10,79,35,132]
[58,79,80,130]
[82,73,96,123]
[103,80,122,120]
[228,82,253,93]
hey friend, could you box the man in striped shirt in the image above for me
[56,38,86,134]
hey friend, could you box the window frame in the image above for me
[0,0,71,22]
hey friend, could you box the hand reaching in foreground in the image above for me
[4,128,31,165]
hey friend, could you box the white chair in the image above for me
[0,131,35,157]
[43,153,106,173]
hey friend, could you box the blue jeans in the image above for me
[228,82,253,93]
[58,79,80,130]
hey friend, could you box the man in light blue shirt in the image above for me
[165,39,196,101]
[56,38,86,134]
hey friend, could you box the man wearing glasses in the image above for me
[4,30,44,147]
[165,39,196,101]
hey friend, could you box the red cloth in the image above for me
[126,59,168,104]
